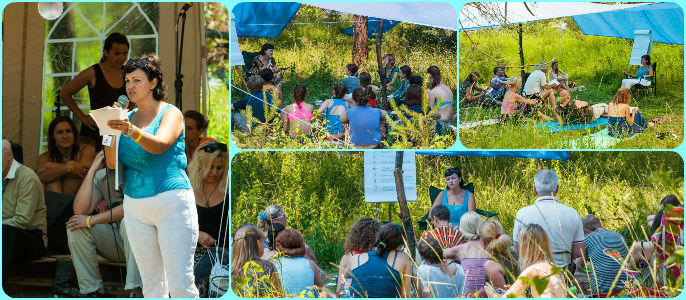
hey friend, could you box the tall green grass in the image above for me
[459,18,684,149]
[231,151,683,271]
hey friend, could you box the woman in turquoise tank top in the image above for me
[431,166,476,227]
[105,55,199,298]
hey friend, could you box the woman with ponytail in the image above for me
[282,85,314,137]
[344,223,412,298]
[479,220,519,291]
[230,224,282,296]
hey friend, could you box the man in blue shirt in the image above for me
[231,76,273,133]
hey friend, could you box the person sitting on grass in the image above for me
[607,87,657,137]
[426,66,456,135]
[342,63,360,103]
[37,116,96,196]
[230,224,282,297]
[549,61,571,90]
[458,71,488,108]
[484,66,507,105]
[316,83,349,141]
[358,72,377,108]
[257,204,318,264]
[523,62,570,113]
[417,236,466,297]
[576,214,631,295]
[337,217,380,295]
[342,223,413,298]
[273,229,323,296]
[421,205,465,249]
[382,53,401,92]
[66,151,142,297]
[231,76,274,133]
[486,224,567,298]
[443,212,489,295]
[500,76,561,124]
[346,87,389,149]
[387,65,412,106]
[260,69,282,107]
[479,220,519,292]
[281,85,314,137]
[262,223,286,261]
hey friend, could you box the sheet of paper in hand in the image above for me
[89,107,130,136]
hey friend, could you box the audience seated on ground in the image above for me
[512,169,585,274]
[621,55,653,89]
[231,224,282,296]
[522,62,570,111]
[358,72,377,108]
[381,53,401,92]
[262,223,286,261]
[66,150,142,297]
[479,220,519,292]
[342,63,360,104]
[273,229,323,296]
[2,138,47,288]
[607,87,655,137]
[188,142,229,297]
[317,83,349,141]
[231,76,274,133]
[417,236,466,297]
[500,76,558,124]
[346,88,389,149]
[36,116,96,196]
[260,68,283,107]
[341,223,412,298]
[485,66,507,105]
[487,224,567,298]
[420,205,464,249]
[282,85,314,137]
[577,214,631,295]
[443,212,489,295]
[183,110,214,166]
[337,217,380,295]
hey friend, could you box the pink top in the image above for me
[501,100,517,115]
[287,103,313,121]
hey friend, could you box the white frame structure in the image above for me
[40,2,158,151]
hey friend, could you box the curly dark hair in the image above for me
[344,217,380,254]
[123,54,167,100]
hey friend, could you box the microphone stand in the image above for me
[175,6,189,109]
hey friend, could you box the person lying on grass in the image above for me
[500,76,562,125]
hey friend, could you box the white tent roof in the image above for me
[230,13,244,67]
[459,2,651,30]
[305,2,457,31]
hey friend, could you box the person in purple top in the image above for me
[346,88,389,149]
[487,66,507,101]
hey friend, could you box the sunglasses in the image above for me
[199,142,227,153]
[444,168,459,176]
[126,59,147,68]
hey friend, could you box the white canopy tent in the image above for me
[459,2,651,30]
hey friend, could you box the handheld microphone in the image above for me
[115,95,129,109]
[179,2,192,16]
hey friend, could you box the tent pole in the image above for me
[519,23,525,78]
[394,152,417,260]
[375,19,388,111]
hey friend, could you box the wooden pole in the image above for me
[394,152,416,259]
[375,19,388,111]
[519,23,525,78]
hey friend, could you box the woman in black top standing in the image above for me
[187,142,229,297]
[60,33,129,148]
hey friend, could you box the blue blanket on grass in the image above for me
[524,117,609,133]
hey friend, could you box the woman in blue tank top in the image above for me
[273,229,322,296]
[431,166,476,227]
[105,55,199,298]
[343,223,412,298]
[346,87,389,149]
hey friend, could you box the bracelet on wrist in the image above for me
[134,131,143,143]
[124,123,134,137]
[86,215,93,229]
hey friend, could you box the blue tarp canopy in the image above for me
[572,2,683,45]
[341,18,399,38]
[233,2,301,38]
[415,151,570,161]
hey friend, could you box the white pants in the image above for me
[621,78,651,89]
[124,189,199,298]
